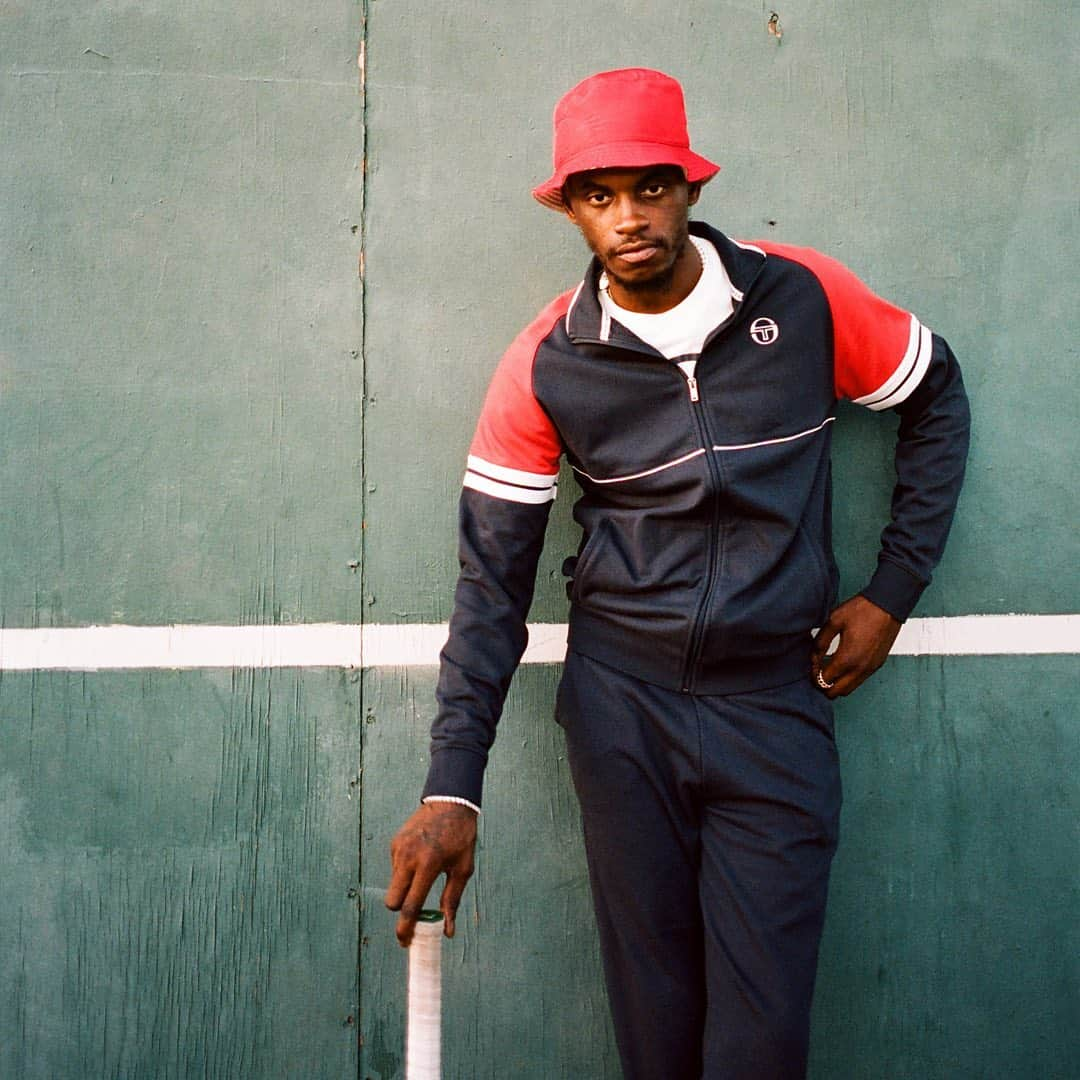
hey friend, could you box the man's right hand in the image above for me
[385,801,478,947]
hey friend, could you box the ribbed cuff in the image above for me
[422,795,481,815]
[421,747,487,810]
[860,558,927,622]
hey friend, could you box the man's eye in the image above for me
[642,184,666,197]
[586,192,610,205]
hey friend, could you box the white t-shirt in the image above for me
[598,236,736,379]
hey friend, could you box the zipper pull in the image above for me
[687,375,700,403]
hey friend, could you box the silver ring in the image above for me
[815,670,834,691]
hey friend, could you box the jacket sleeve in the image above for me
[421,300,568,808]
[792,248,971,620]
[859,333,970,621]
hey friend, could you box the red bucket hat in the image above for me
[532,68,721,211]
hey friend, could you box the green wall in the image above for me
[0,670,362,1078]
[0,1,366,627]
[2,1,1078,1077]
[2,2,367,1075]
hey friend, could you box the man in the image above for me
[385,68,970,1079]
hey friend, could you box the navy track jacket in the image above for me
[424,223,971,808]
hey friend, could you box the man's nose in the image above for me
[613,198,648,234]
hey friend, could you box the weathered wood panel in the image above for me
[0,2,365,627]
[360,665,620,1080]
[0,669,362,1078]
[0,2,366,1075]
[360,658,1080,1078]
[813,656,1080,1078]
[361,0,1079,625]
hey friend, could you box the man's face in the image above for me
[562,165,701,307]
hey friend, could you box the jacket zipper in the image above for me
[679,369,723,692]
[674,295,751,689]
[572,279,758,691]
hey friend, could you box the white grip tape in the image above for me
[406,918,443,1080]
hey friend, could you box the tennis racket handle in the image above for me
[406,913,443,1080]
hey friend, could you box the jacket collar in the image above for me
[564,222,767,346]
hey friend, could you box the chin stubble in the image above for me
[610,258,677,295]
[602,239,675,291]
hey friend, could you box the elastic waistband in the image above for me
[567,611,814,695]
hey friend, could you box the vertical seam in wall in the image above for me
[355,2,369,1074]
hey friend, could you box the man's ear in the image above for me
[687,181,702,207]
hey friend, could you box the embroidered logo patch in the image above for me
[749,317,780,345]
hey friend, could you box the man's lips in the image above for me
[613,244,659,264]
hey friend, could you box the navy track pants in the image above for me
[555,651,842,1080]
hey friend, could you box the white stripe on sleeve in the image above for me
[855,317,933,410]
[463,471,557,504]
[853,315,933,411]
[465,455,559,488]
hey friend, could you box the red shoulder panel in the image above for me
[753,241,918,402]
[468,289,574,475]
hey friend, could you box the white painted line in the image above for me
[892,614,1080,656]
[521,623,572,665]
[362,624,447,667]
[0,616,1076,671]
[0,624,363,671]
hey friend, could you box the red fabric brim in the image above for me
[531,141,720,211]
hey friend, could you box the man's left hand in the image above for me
[811,595,902,699]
